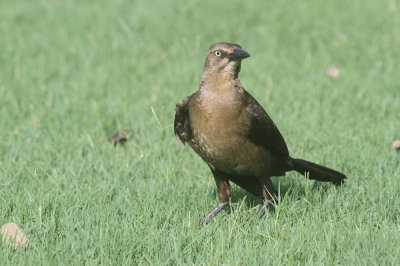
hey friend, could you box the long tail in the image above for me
[287,158,346,185]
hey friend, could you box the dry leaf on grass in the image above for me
[109,130,127,147]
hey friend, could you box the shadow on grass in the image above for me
[226,177,337,211]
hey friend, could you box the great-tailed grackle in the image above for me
[174,42,346,225]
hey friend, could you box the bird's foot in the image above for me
[200,202,229,226]
[259,199,272,219]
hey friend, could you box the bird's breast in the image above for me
[188,90,260,174]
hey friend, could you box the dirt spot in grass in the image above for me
[1,223,30,249]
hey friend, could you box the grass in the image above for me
[1,0,400,264]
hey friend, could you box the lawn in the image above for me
[1,0,399,264]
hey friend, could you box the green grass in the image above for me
[1,0,400,264]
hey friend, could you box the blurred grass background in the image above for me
[0,0,399,264]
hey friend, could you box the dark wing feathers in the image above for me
[174,95,192,145]
[174,95,202,156]
[246,93,289,157]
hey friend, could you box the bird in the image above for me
[174,42,346,225]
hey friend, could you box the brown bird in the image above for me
[174,42,346,225]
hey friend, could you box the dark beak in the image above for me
[229,48,251,61]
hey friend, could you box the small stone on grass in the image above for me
[393,140,400,149]
[327,66,341,80]
[1,223,30,249]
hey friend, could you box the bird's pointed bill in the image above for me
[229,48,251,61]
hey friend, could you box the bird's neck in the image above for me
[200,75,237,92]
[199,76,244,99]
[200,61,241,86]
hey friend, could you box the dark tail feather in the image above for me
[288,158,346,185]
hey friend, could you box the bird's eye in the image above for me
[214,50,221,57]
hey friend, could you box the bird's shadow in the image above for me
[227,178,335,212]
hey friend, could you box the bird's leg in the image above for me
[200,171,231,225]
[259,177,275,219]
[200,202,229,226]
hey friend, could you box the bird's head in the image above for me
[201,42,250,81]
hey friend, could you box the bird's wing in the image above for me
[174,95,192,145]
[246,93,289,157]
[174,95,202,155]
